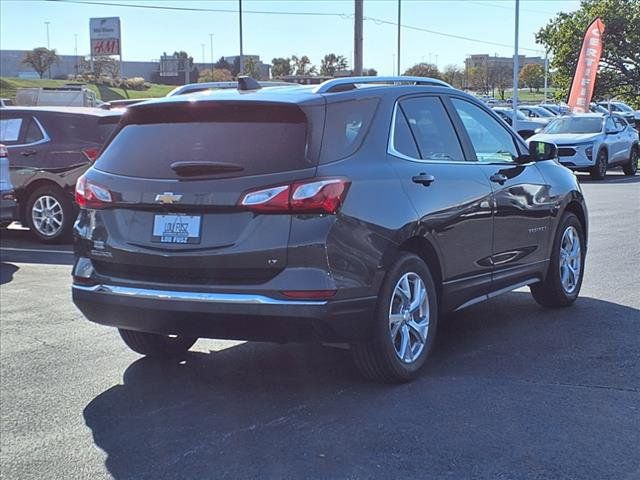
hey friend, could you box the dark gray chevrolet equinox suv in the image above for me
[72,76,588,382]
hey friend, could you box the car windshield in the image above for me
[543,117,603,134]
[530,107,554,118]
[613,102,633,113]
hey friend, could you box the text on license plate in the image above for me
[152,214,202,244]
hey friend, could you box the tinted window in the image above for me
[319,98,378,163]
[0,118,22,144]
[543,117,604,134]
[24,118,44,143]
[391,107,420,158]
[399,97,464,161]
[613,117,627,130]
[96,121,308,179]
[44,114,118,144]
[452,99,519,163]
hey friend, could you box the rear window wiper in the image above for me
[170,161,245,176]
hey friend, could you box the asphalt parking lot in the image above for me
[1,172,638,480]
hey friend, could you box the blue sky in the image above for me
[0,0,580,74]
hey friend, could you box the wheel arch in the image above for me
[396,236,444,301]
[18,179,69,223]
[563,200,588,246]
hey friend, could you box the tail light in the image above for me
[75,174,112,209]
[239,178,350,214]
[0,144,7,158]
[82,147,101,162]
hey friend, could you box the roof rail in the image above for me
[313,76,452,94]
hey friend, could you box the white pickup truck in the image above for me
[15,86,99,107]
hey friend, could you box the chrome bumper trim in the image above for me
[73,284,328,306]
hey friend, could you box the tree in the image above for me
[271,57,292,77]
[198,68,233,82]
[491,63,513,100]
[319,53,349,76]
[363,68,378,76]
[536,0,640,107]
[214,56,232,71]
[403,63,441,79]
[22,47,58,79]
[442,64,465,89]
[242,57,262,79]
[78,56,119,78]
[520,64,545,92]
[291,55,316,76]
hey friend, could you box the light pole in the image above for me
[238,0,244,75]
[74,33,78,76]
[201,43,205,66]
[397,0,401,76]
[543,50,549,102]
[209,33,214,73]
[354,0,363,76]
[45,22,51,78]
[511,0,520,131]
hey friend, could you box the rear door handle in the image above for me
[21,149,37,157]
[412,173,435,186]
[490,173,507,185]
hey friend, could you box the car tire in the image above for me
[589,149,607,180]
[352,253,438,383]
[622,146,638,176]
[530,213,585,308]
[25,185,74,244]
[118,329,198,358]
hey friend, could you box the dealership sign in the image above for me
[567,18,605,113]
[90,17,121,56]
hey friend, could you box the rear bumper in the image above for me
[0,192,17,223]
[72,283,377,343]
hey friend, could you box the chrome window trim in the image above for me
[3,116,51,148]
[73,284,329,306]
[386,101,474,165]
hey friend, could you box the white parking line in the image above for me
[0,247,74,255]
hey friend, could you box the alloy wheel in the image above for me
[31,195,64,237]
[388,272,430,364]
[559,226,581,294]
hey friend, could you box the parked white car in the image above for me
[528,113,639,180]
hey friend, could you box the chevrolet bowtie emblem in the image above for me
[155,192,183,204]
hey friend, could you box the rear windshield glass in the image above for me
[95,121,308,179]
[319,98,378,163]
[44,114,119,144]
[543,117,603,134]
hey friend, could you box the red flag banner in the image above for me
[567,18,605,113]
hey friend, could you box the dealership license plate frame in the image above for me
[151,214,202,244]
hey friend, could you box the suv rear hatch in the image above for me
[82,100,324,286]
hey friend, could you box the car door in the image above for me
[613,117,632,164]
[1,112,50,191]
[448,97,554,292]
[387,95,495,310]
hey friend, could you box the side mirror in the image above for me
[529,141,557,161]
[605,128,617,135]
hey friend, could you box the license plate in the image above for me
[152,214,202,244]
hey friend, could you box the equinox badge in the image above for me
[155,192,183,204]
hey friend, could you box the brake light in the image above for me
[239,178,350,214]
[75,174,113,209]
[0,144,7,158]
[82,147,100,162]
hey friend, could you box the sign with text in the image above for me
[89,17,121,56]
[567,18,605,113]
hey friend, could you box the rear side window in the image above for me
[399,97,464,161]
[24,118,44,143]
[44,114,118,144]
[318,98,378,164]
[96,121,308,179]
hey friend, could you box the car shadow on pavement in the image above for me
[83,292,640,479]
[0,262,19,285]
